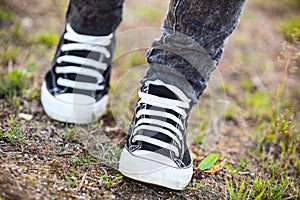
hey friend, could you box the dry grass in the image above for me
[0,0,299,199]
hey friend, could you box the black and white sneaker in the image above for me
[41,23,115,123]
[119,79,193,190]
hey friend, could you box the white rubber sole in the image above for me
[118,148,193,190]
[41,82,108,124]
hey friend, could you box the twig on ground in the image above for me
[78,172,87,191]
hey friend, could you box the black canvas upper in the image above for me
[44,27,115,101]
[126,83,192,168]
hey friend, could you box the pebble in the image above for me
[19,113,33,121]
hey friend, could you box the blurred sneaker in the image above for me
[41,23,115,123]
[119,79,193,190]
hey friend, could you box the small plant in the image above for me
[69,155,91,166]
[198,153,219,170]
[236,158,250,173]
[224,104,241,121]
[11,23,26,43]
[262,110,299,172]
[186,180,206,190]
[248,109,299,199]
[0,7,13,22]
[250,175,297,200]
[226,179,250,200]
[244,90,273,119]
[192,121,208,144]
[225,158,250,176]
[62,124,79,141]
[0,69,28,98]
[36,32,59,47]
[0,59,39,99]
[281,16,300,41]
[275,35,300,109]
[64,169,78,188]
[223,82,232,93]
[99,173,123,189]
[226,174,298,200]
[0,46,20,63]
[241,79,255,91]
[0,123,26,144]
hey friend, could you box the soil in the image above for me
[0,0,299,199]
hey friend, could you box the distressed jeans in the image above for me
[67,0,247,103]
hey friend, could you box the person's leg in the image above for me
[41,0,124,123]
[119,0,247,190]
[145,0,247,103]
[67,0,124,36]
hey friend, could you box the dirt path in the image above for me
[0,0,299,199]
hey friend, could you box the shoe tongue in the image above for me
[148,84,178,100]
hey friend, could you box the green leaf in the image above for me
[198,154,219,170]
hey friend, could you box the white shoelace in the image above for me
[132,80,191,157]
[55,23,113,91]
